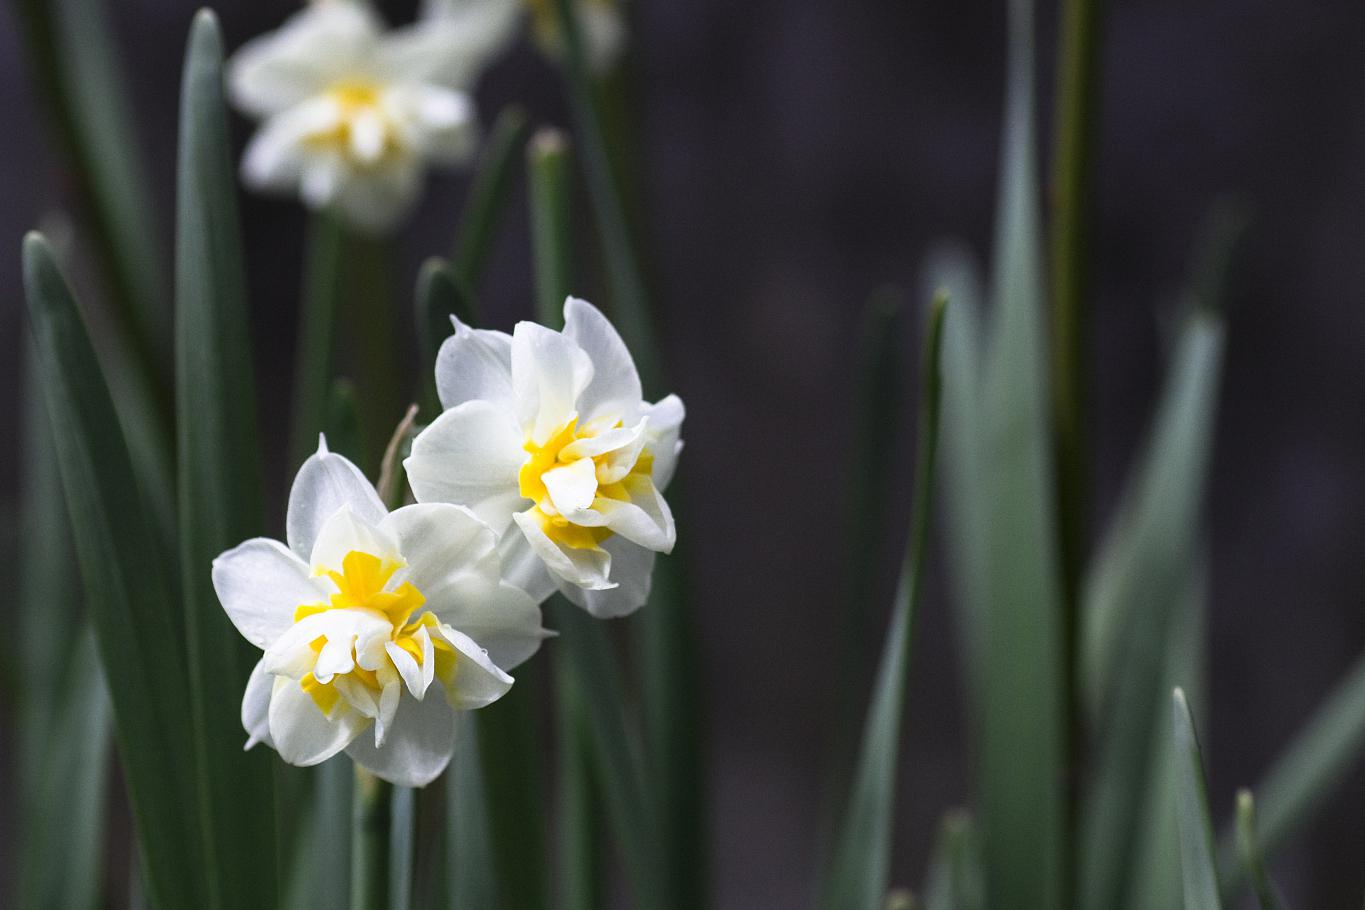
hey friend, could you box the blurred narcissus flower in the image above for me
[226,0,518,232]
[212,439,549,786]
[405,297,684,618]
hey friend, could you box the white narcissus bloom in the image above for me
[213,438,549,787]
[405,297,684,618]
[226,0,519,232]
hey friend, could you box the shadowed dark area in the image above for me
[2,0,1364,906]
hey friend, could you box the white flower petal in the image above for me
[511,509,613,590]
[559,536,655,618]
[511,322,594,443]
[349,108,388,164]
[242,658,275,749]
[579,1,627,74]
[268,674,368,767]
[430,578,550,670]
[287,436,388,559]
[591,475,676,553]
[213,538,327,648]
[344,683,457,787]
[376,0,522,91]
[436,625,514,710]
[434,317,515,412]
[383,85,478,165]
[643,394,686,490]
[404,401,527,533]
[329,155,425,234]
[308,505,403,575]
[543,456,599,515]
[496,529,558,604]
[386,640,428,700]
[562,297,642,424]
[379,502,499,595]
[227,2,382,118]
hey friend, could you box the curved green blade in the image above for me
[924,812,985,910]
[1172,688,1222,910]
[24,231,205,909]
[819,295,945,910]
[1235,791,1288,910]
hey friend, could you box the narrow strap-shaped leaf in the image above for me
[975,0,1066,903]
[448,715,499,907]
[391,786,416,910]
[825,290,907,807]
[550,600,665,909]
[1173,688,1222,910]
[555,649,604,910]
[453,105,531,288]
[1076,313,1225,910]
[1235,791,1287,910]
[923,812,985,910]
[819,295,945,910]
[1219,650,1365,895]
[174,13,277,909]
[13,0,169,392]
[24,231,205,909]
[1126,564,1209,910]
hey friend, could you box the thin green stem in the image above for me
[1049,0,1103,895]
[529,129,576,325]
[352,767,393,910]
[454,105,532,288]
[291,213,346,466]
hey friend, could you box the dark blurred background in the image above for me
[3,0,1365,906]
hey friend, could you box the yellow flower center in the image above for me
[294,550,456,714]
[517,418,653,550]
[302,80,398,165]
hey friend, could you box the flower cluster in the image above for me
[214,299,682,785]
[227,0,625,233]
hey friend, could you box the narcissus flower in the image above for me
[226,0,517,232]
[405,297,684,618]
[213,439,548,786]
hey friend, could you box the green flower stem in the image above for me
[352,767,393,910]
[346,233,402,474]
[454,105,532,289]
[291,213,346,466]
[529,129,575,326]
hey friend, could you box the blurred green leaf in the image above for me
[13,0,169,388]
[174,14,278,909]
[971,0,1067,903]
[555,651,604,910]
[1236,791,1287,910]
[825,289,907,807]
[23,231,205,908]
[923,812,985,910]
[1127,565,1209,910]
[415,257,478,416]
[1173,688,1222,910]
[391,786,416,910]
[453,105,531,289]
[819,295,945,910]
[1220,650,1365,895]
[1077,312,1224,910]
[448,714,499,908]
[283,758,353,910]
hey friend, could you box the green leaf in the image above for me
[1235,791,1287,910]
[1126,564,1209,910]
[23,231,205,908]
[971,0,1067,903]
[555,650,604,910]
[19,625,110,910]
[391,787,416,910]
[283,758,353,910]
[819,294,945,910]
[1220,651,1365,894]
[453,105,532,289]
[174,13,277,909]
[923,812,985,910]
[1076,312,1225,910]
[550,600,665,909]
[448,715,499,908]
[13,0,169,388]
[1172,688,1222,910]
